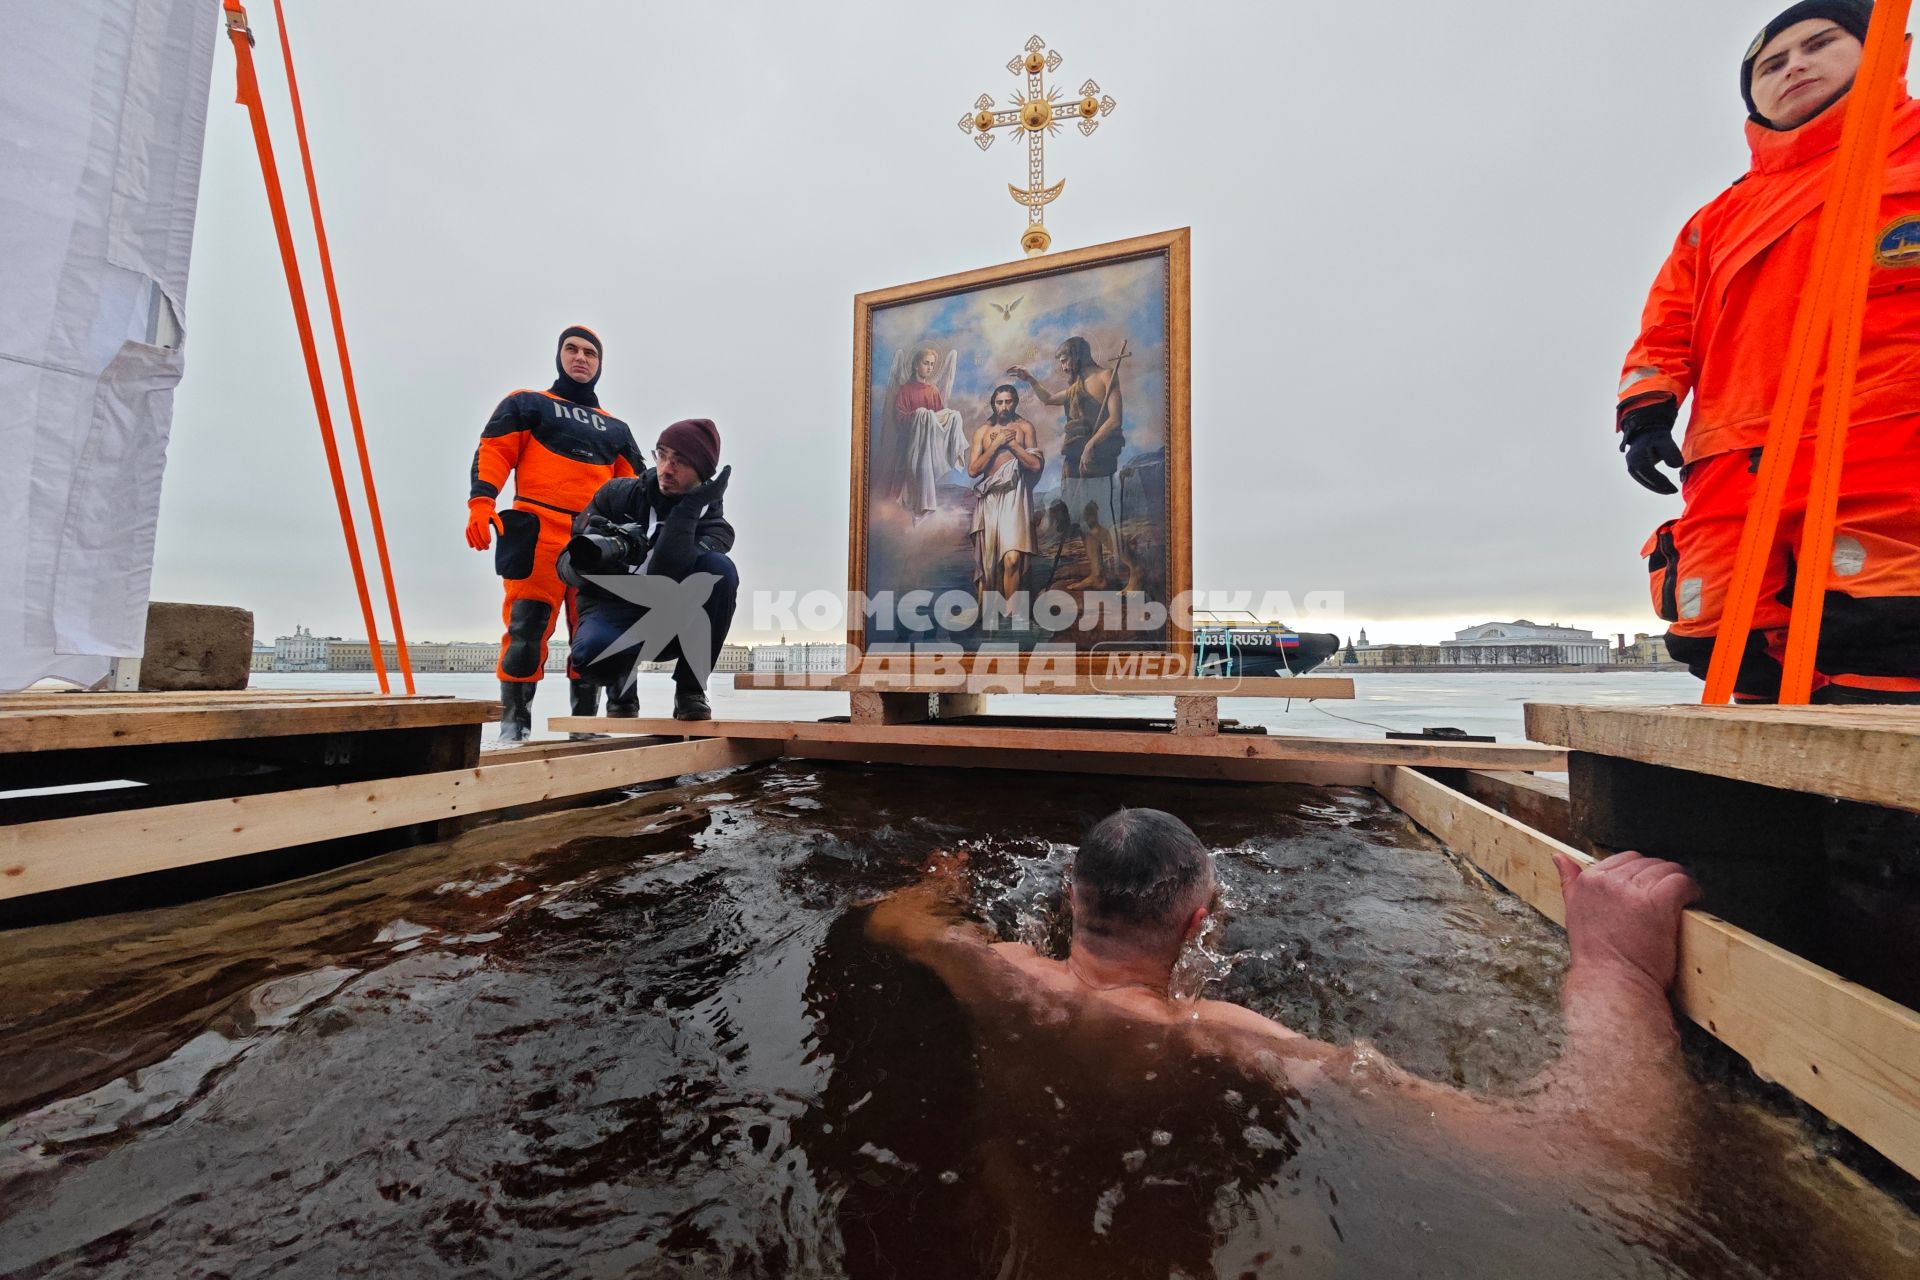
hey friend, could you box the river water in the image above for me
[2,721,1915,1274]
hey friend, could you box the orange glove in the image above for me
[465,498,504,550]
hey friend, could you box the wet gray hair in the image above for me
[1072,807,1212,941]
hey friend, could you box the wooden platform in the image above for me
[0,690,496,755]
[735,672,1355,733]
[549,714,1568,772]
[1527,702,1920,813]
[0,690,501,910]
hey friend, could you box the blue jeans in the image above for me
[570,550,738,693]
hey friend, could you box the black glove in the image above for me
[647,467,732,576]
[685,464,731,514]
[1619,396,1684,495]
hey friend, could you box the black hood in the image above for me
[550,324,602,408]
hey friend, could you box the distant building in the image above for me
[272,625,334,671]
[715,644,751,674]
[446,641,496,673]
[250,642,274,673]
[751,642,846,674]
[326,639,456,673]
[1352,620,1613,667]
[1619,632,1685,668]
[1442,620,1611,665]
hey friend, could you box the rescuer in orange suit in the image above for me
[466,326,643,741]
[1620,0,1920,703]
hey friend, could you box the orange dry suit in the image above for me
[470,388,641,683]
[1619,82,1920,700]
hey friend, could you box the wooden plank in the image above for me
[0,690,456,708]
[0,738,776,899]
[1456,770,1573,845]
[0,687,432,706]
[0,697,499,754]
[550,716,1568,771]
[486,735,682,763]
[734,672,1355,699]
[1373,763,1920,1180]
[785,739,1374,787]
[1525,703,1920,813]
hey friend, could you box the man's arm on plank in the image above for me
[1211,852,1698,1172]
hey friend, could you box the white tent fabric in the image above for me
[0,0,218,690]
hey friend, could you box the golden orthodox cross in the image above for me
[958,35,1117,257]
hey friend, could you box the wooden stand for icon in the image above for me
[731,669,1357,736]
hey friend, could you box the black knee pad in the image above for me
[1812,592,1920,678]
[502,599,554,679]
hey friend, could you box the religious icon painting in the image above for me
[849,228,1191,670]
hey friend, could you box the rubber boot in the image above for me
[1811,682,1920,705]
[605,678,639,718]
[673,686,712,721]
[497,680,536,744]
[568,678,606,741]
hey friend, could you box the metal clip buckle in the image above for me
[224,6,255,47]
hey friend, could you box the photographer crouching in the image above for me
[557,418,736,722]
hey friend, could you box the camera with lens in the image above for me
[564,515,652,575]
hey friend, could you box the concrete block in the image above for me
[139,602,255,691]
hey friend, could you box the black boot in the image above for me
[568,678,606,741]
[605,678,639,718]
[1811,682,1920,705]
[673,686,712,721]
[497,680,536,744]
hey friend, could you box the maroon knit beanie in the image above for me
[657,418,721,479]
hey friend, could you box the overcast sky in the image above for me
[149,0,1911,647]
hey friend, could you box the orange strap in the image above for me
[1702,1,1913,705]
[270,0,414,694]
[222,0,391,693]
[1777,4,1911,703]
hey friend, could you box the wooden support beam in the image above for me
[1526,702,1920,814]
[848,690,989,725]
[1454,769,1573,846]
[1172,695,1218,737]
[734,672,1356,700]
[0,697,498,754]
[1372,763,1920,1181]
[0,738,776,900]
[783,739,1375,787]
[550,716,1568,771]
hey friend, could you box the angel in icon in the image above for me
[884,343,970,523]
